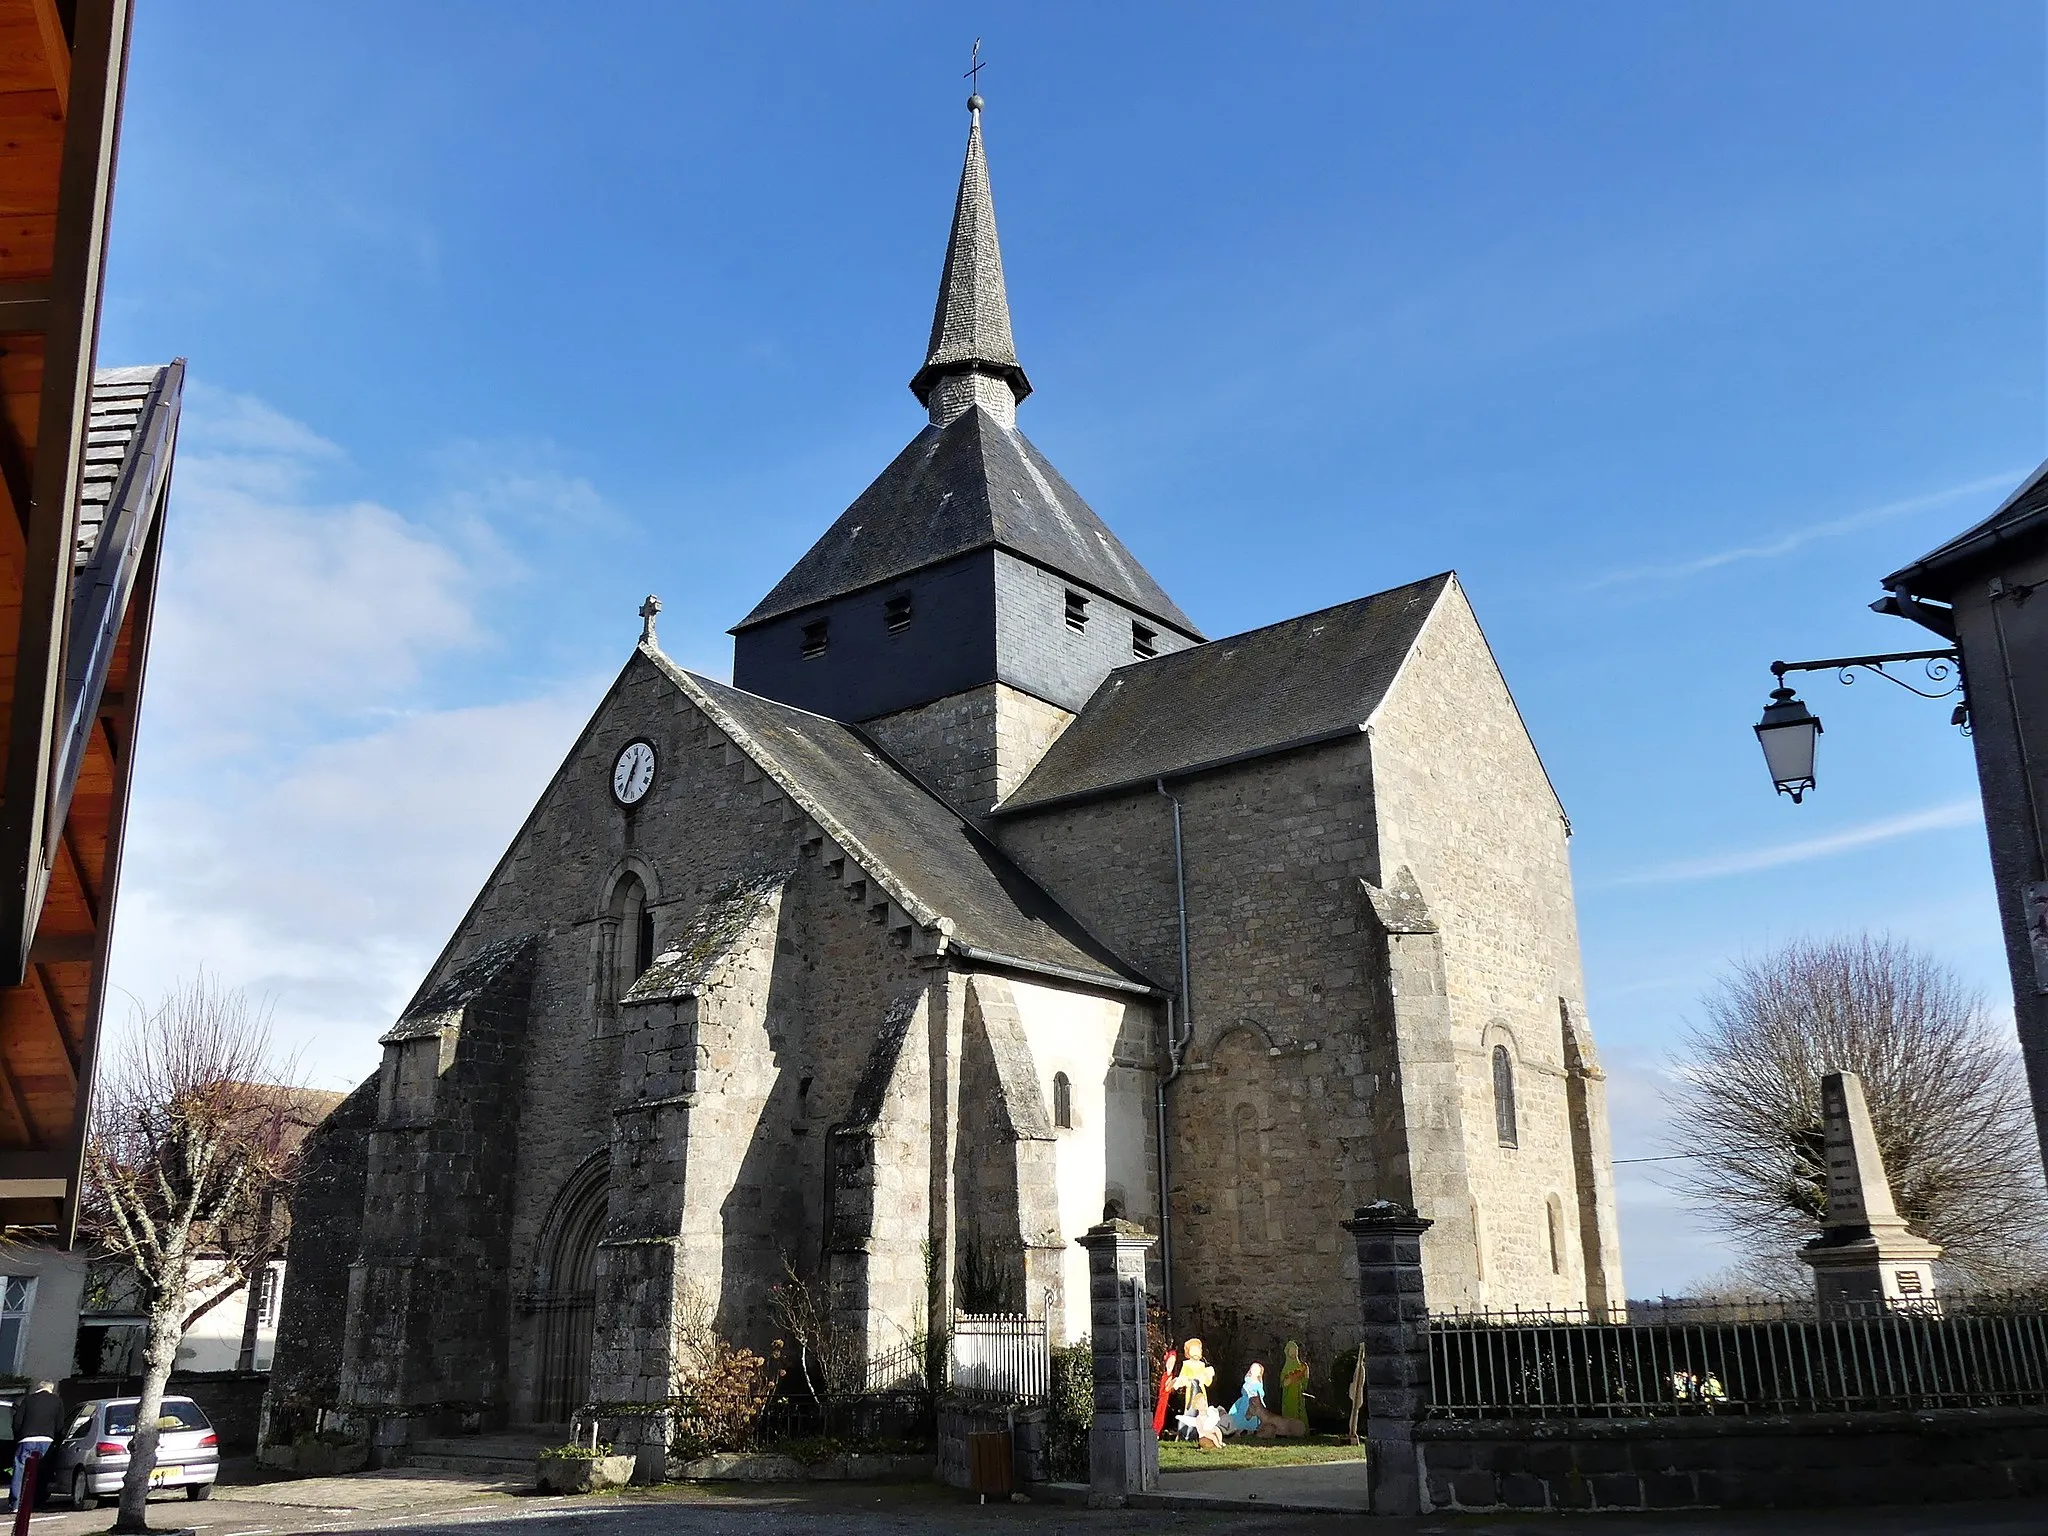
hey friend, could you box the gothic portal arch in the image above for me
[531,1153,610,1424]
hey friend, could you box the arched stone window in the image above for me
[611,873,652,989]
[1052,1071,1073,1130]
[1492,1044,1518,1148]
[1546,1194,1565,1276]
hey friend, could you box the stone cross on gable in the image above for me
[639,594,662,647]
[1819,1070,1906,1233]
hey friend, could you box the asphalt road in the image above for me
[4,1469,2047,1536]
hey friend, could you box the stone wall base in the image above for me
[1420,1407,2048,1511]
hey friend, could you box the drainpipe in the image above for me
[1154,778,1196,1322]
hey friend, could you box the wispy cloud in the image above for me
[1586,472,2023,591]
[1615,800,1981,885]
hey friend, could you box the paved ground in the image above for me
[4,1467,2047,1535]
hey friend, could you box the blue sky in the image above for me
[93,3,2044,1296]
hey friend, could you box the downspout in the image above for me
[1155,778,1196,1322]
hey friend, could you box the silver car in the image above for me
[48,1397,219,1508]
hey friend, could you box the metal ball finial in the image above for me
[967,93,984,112]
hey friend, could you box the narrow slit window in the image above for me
[801,619,829,659]
[1546,1196,1563,1275]
[1492,1044,1518,1147]
[884,593,913,632]
[635,905,656,979]
[1052,1072,1073,1129]
[1064,590,1089,632]
[1132,622,1157,659]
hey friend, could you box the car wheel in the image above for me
[71,1473,94,1511]
[186,1483,212,1502]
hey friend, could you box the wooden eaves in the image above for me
[0,0,178,1242]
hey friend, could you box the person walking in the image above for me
[8,1380,61,1512]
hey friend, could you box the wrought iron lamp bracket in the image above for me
[1770,649,1966,720]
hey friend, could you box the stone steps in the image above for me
[391,1435,555,1480]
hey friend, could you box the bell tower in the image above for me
[729,96,1203,818]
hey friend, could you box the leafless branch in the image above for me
[1664,934,2048,1290]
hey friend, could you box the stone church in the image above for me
[272,99,1623,1462]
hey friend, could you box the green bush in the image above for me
[1046,1343,1092,1482]
[538,1442,614,1461]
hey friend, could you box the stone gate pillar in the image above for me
[1344,1201,1434,1517]
[1075,1219,1157,1502]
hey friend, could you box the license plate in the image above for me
[149,1468,171,1487]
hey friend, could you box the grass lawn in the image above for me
[1157,1434,1364,1472]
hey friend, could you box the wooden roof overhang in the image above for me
[0,0,167,1241]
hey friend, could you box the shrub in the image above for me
[1046,1343,1092,1483]
[671,1340,785,1460]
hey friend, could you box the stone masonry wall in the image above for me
[1418,1409,2048,1512]
[1368,581,1620,1309]
[266,1079,377,1438]
[349,651,986,1431]
[863,681,1076,822]
[994,735,1386,1364]
[343,944,534,1440]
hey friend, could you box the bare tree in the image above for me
[1666,934,2048,1290]
[80,976,306,1533]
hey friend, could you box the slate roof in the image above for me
[383,934,537,1042]
[735,406,1200,636]
[910,107,1029,406]
[623,870,791,1005]
[999,573,1456,812]
[641,647,1153,993]
[1884,458,2048,594]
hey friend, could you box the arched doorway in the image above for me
[532,1157,608,1425]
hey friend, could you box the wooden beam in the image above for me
[0,1049,39,1143]
[58,820,95,925]
[30,0,69,114]
[28,962,76,1081]
[0,282,49,334]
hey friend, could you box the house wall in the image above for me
[0,1244,85,1383]
[1934,545,2048,1180]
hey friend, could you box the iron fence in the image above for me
[863,1336,928,1392]
[949,1310,1050,1402]
[755,1388,933,1445]
[1427,1298,2048,1419]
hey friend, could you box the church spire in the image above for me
[910,93,1032,429]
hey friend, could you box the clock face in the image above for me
[612,739,656,806]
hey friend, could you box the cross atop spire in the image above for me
[910,90,1031,428]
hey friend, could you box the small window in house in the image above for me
[801,619,829,659]
[257,1265,280,1326]
[1132,622,1157,659]
[1064,590,1089,631]
[1053,1072,1073,1129]
[0,1277,32,1375]
[635,906,656,979]
[884,593,913,632]
[1492,1044,1518,1147]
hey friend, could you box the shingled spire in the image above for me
[910,95,1032,428]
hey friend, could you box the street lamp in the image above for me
[1755,681,1822,802]
[1753,649,1963,803]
